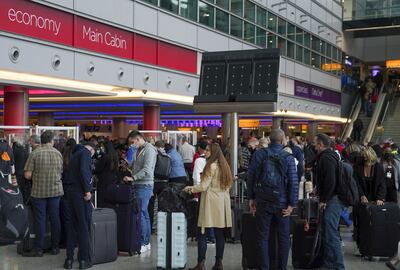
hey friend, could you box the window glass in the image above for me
[296,45,303,62]
[338,50,342,62]
[326,44,332,58]
[320,57,326,71]
[216,0,229,9]
[320,41,326,55]
[311,52,320,68]
[256,7,266,28]
[180,0,198,21]
[278,17,286,35]
[230,15,243,38]
[267,12,277,32]
[312,36,320,52]
[244,22,255,43]
[143,0,158,5]
[256,27,266,47]
[216,9,229,34]
[231,0,243,16]
[304,49,311,65]
[267,33,277,48]
[160,0,179,13]
[199,2,215,27]
[287,23,295,41]
[296,27,303,44]
[278,37,286,56]
[304,32,311,48]
[332,47,338,61]
[287,41,295,59]
[244,0,255,22]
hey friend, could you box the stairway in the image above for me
[357,113,372,142]
[374,96,400,144]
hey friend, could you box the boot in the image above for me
[212,259,223,270]
[188,260,205,270]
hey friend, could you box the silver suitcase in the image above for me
[157,212,187,269]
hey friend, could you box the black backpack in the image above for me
[337,161,359,207]
[255,148,290,209]
[0,179,28,245]
[154,151,172,180]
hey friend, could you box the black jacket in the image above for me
[353,162,386,201]
[316,148,339,203]
[63,145,93,194]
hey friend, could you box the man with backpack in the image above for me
[314,133,346,270]
[247,129,298,270]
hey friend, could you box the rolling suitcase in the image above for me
[186,199,198,239]
[157,212,187,269]
[241,213,278,270]
[90,208,118,265]
[358,202,400,258]
[106,183,141,255]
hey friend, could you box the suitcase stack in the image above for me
[230,175,248,243]
[157,212,187,270]
[106,183,141,255]
[358,202,400,259]
[90,208,118,265]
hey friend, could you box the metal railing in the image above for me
[340,95,362,141]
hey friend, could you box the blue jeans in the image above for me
[197,228,225,263]
[256,203,290,270]
[362,99,370,115]
[323,196,345,270]
[135,184,153,246]
[31,196,61,252]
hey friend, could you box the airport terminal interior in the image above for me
[1,0,400,269]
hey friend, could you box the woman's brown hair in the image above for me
[201,143,233,190]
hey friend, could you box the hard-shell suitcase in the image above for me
[90,208,118,265]
[106,183,141,255]
[241,213,278,270]
[291,219,323,269]
[157,212,187,269]
[230,206,244,243]
[358,202,400,258]
[186,199,198,239]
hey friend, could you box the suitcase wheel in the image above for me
[128,251,133,256]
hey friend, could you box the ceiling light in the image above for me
[0,70,124,95]
[271,111,347,123]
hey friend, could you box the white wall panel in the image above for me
[133,2,158,36]
[228,39,243,50]
[39,0,73,9]
[157,70,193,96]
[133,65,158,91]
[242,43,257,50]
[158,13,197,48]
[0,36,74,80]
[332,2,343,19]
[331,77,341,90]
[74,53,134,87]
[294,63,310,81]
[197,28,229,51]
[286,4,296,23]
[74,0,134,28]
[297,0,311,13]
[310,69,331,88]
[286,59,295,77]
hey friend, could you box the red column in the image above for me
[143,104,160,130]
[3,86,29,126]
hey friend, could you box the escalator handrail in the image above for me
[340,95,361,141]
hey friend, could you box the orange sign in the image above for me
[386,60,400,69]
[322,63,341,71]
[239,120,260,128]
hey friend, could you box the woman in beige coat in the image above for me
[184,143,232,270]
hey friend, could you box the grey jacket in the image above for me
[132,142,157,186]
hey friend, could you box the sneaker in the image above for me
[140,245,147,253]
[146,243,151,251]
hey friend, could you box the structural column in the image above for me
[229,112,238,196]
[308,121,318,139]
[222,113,231,145]
[272,117,283,130]
[3,86,29,126]
[143,103,160,131]
[38,112,54,126]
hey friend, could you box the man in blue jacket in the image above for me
[247,129,298,270]
[63,142,95,270]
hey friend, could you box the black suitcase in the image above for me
[90,208,118,265]
[358,202,400,258]
[230,206,244,243]
[17,206,51,254]
[298,197,319,221]
[291,219,323,269]
[106,183,141,255]
[186,199,198,239]
[241,213,278,270]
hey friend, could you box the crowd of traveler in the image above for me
[1,126,399,269]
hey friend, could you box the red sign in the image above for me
[133,34,157,65]
[158,41,197,74]
[0,0,73,45]
[74,17,133,60]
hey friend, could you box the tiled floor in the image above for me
[0,227,390,270]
